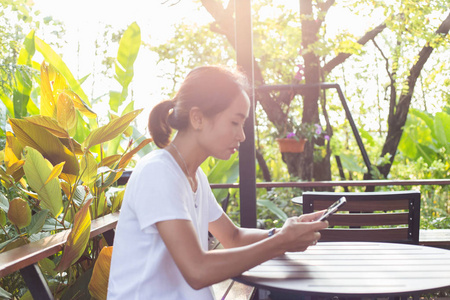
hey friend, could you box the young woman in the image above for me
[107,66,328,299]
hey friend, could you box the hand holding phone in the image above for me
[317,197,347,221]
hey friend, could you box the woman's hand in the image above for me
[276,214,328,253]
[298,210,327,222]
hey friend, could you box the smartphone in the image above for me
[317,197,347,221]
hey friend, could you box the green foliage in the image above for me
[399,108,450,165]
[111,22,141,112]
[0,23,150,299]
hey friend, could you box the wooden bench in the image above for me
[294,195,450,248]
[0,211,255,300]
[419,229,450,249]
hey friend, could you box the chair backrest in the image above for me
[302,191,421,244]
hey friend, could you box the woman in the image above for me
[107,65,327,299]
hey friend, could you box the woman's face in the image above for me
[198,90,250,160]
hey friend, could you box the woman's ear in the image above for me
[189,107,204,131]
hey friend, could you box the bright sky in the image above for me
[31,0,384,131]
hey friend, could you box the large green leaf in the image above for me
[57,92,77,132]
[54,198,93,272]
[13,72,31,119]
[111,22,141,112]
[204,152,240,200]
[115,22,141,89]
[0,90,14,117]
[39,62,57,119]
[25,115,70,138]
[18,30,36,65]
[82,109,143,151]
[12,30,35,119]
[411,109,436,140]
[80,152,98,186]
[0,192,9,213]
[257,199,288,221]
[35,36,90,106]
[434,112,450,148]
[26,209,49,236]
[109,90,121,114]
[9,118,80,176]
[23,147,63,217]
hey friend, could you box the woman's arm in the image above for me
[208,212,275,248]
[209,211,325,248]
[156,212,327,290]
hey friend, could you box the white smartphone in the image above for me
[317,197,347,221]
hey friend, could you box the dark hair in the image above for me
[149,65,249,148]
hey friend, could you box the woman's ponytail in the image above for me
[148,99,176,148]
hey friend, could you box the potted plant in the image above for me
[276,121,329,153]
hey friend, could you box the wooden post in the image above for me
[235,0,257,228]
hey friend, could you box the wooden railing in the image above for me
[0,212,118,299]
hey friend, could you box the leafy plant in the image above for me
[0,23,152,299]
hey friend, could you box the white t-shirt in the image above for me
[107,150,224,300]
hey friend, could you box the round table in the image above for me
[236,242,450,298]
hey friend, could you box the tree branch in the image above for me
[372,38,397,122]
[396,11,450,118]
[323,22,387,74]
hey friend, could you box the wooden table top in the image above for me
[237,242,450,297]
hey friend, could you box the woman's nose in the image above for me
[238,126,246,142]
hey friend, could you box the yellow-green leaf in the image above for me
[80,152,97,185]
[52,69,68,95]
[64,90,97,119]
[8,198,32,229]
[0,168,14,188]
[88,246,113,300]
[54,197,93,272]
[35,37,91,107]
[111,189,124,213]
[83,109,143,151]
[9,118,80,176]
[101,138,153,191]
[25,115,70,138]
[40,62,56,119]
[118,138,153,170]
[58,137,84,155]
[17,30,35,66]
[23,147,63,217]
[57,92,77,132]
[99,155,121,168]
[44,162,65,185]
[4,131,23,168]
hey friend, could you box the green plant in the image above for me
[0,23,151,299]
[286,120,329,143]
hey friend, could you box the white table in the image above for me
[236,242,450,298]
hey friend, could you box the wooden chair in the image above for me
[302,191,421,244]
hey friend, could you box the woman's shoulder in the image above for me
[132,150,178,178]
